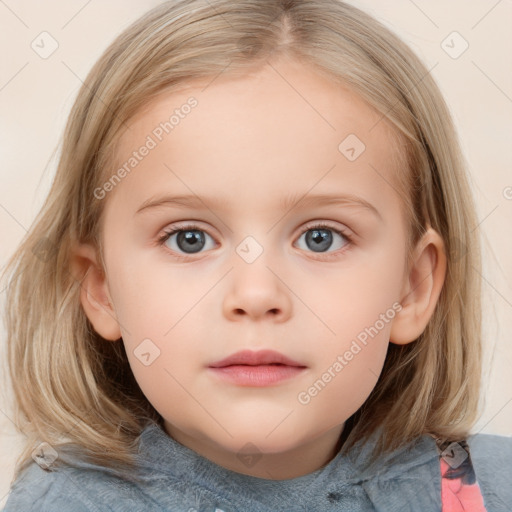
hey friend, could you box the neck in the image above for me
[164,421,346,480]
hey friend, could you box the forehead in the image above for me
[122,59,400,150]
[107,58,405,219]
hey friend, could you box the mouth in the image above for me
[208,350,307,387]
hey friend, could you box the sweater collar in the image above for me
[133,421,441,509]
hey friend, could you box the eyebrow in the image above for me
[135,192,382,220]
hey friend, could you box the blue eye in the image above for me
[294,223,351,253]
[158,225,216,254]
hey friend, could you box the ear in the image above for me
[70,243,121,341]
[390,227,447,345]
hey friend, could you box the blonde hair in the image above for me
[2,0,482,479]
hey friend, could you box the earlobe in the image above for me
[70,243,121,341]
[390,228,447,345]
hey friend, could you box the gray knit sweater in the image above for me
[3,422,511,511]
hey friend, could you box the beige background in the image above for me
[1,0,511,507]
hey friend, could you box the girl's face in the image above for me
[89,58,438,479]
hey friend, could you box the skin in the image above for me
[73,56,446,480]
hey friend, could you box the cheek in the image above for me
[297,250,404,341]
[293,252,403,407]
[106,256,211,396]
[107,249,208,338]
[294,326,389,433]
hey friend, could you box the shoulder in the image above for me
[467,431,512,459]
[3,456,188,512]
[3,462,97,512]
[467,432,512,510]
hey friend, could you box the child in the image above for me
[2,0,511,510]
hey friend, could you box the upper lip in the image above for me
[208,350,306,368]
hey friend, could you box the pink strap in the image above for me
[438,440,487,511]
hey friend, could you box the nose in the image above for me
[222,255,293,323]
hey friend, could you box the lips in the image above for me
[208,349,306,368]
[207,350,307,387]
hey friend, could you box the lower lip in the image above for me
[208,364,306,386]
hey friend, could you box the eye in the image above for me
[158,223,216,255]
[294,222,352,255]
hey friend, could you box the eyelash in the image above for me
[156,221,353,261]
